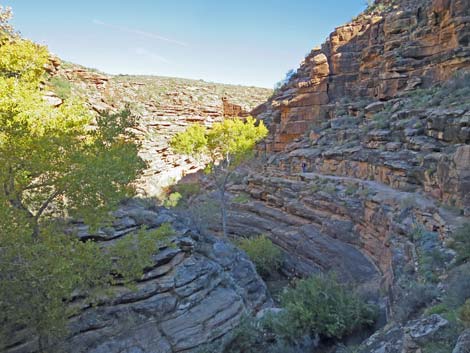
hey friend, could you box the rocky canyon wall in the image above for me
[254,0,470,152]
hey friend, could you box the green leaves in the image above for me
[0,38,147,347]
[237,235,282,278]
[110,224,174,285]
[170,116,268,237]
[268,274,377,340]
[0,39,48,83]
[170,123,208,156]
[170,116,268,170]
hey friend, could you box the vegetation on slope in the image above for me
[0,10,172,351]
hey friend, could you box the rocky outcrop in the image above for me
[255,0,470,152]
[354,314,449,353]
[452,329,470,353]
[222,97,250,118]
[4,201,271,353]
[47,64,271,197]
[219,0,470,332]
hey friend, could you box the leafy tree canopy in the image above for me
[0,29,155,350]
[170,117,267,237]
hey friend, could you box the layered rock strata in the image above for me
[254,0,470,152]
[4,201,271,353]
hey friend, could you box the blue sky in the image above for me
[4,1,366,88]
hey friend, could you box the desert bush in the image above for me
[449,223,470,264]
[163,192,182,208]
[237,235,282,277]
[444,263,470,309]
[266,274,377,340]
[232,193,251,204]
[459,299,470,327]
[394,281,439,322]
[49,76,72,100]
[221,317,264,353]
[110,224,174,285]
[171,182,201,200]
[196,316,266,353]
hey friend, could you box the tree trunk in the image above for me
[220,188,228,238]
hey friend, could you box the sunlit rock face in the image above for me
[255,0,470,152]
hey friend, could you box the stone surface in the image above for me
[356,315,449,353]
[3,201,271,353]
[47,66,271,198]
[254,0,470,151]
[452,329,470,353]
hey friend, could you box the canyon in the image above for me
[2,0,470,352]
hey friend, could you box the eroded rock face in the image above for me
[355,314,449,353]
[452,329,470,353]
[4,201,271,353]
[255,0,470,152]
[47,66,271,198]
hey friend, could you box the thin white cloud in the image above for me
[134,47,170,63]
[92,19,188,47]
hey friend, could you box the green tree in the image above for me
[0,34,148,350]
[170,117,268,237]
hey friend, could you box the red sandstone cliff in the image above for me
[254,0,470,151]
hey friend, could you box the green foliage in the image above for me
[110,224,174,285]
[405,71,470,110]
[0,228,111,345]
[49,76,72,100]
[0,39,48,82]
[232,192,250,204]
[171,116,268,171]
[170,124,207,156]
[171,182,201,200]
[237,235,282,277]
[449,223,470,264]
[459,299,470,327]
[163,192,182,208]
[163,182,201,208]
[394,281,439,322]
[222,317,263,353]
[267,274,377,340]
[170,117,268,237]
[0,37,146,347]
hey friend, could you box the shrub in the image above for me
[171,182,201,200]
[196,316,266,353]
[222,317,264,353]
[232,193,250,204]
[394,281,439,322]
[163,192,182,208]
[49,76,72,100]
[237,235,282,277]
[449,223,470,264]
[459,299,470,327]
[110,224,174,285]
[444,263,470,309]
[267,274,377,340]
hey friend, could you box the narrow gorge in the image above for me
[1,0,469,352]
